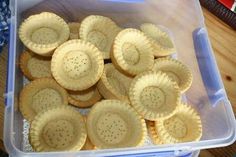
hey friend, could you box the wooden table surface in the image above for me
[0,7,235,157]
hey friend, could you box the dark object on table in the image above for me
[200,0,236,30]
[0,150,8,157]
[0,0,10,53]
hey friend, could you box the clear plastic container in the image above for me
[4,0,236,157]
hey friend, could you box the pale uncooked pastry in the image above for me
[129,71,181,121]
[19,12,70,56]
[20,51,51,80]
[140,23,175,57]
[68,85,101,108]
[155,103,202,143]
[51,39,104,91]
[97,63,132,102]
[146,121,163,145]
[87,100,147,149]
[19,78,68,121]
[80,15,121,59]
[30,106,87,151]
[112,28,154,76]
[152,58,193,93]
[68,22,80,39]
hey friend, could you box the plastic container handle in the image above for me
[193,27,226,106]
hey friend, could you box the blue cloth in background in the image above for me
[0,0,10,53]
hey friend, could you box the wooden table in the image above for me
[0,7,235,157]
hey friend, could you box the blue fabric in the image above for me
[0,0,10,53]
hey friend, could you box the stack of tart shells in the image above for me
[18,12,202,152]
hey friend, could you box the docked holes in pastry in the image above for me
[152,58,193,93]
[112,28,154,76]
[19,12,70,56]
[20,51,52,80]
[19,78,68,121]
[87,100,147,149]
[30,106,87,151]
[129,71,180,121]
[51,39,104,91]
[80,15,121,59]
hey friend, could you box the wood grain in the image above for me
[0,5,235,157]
[0,46,7,142]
